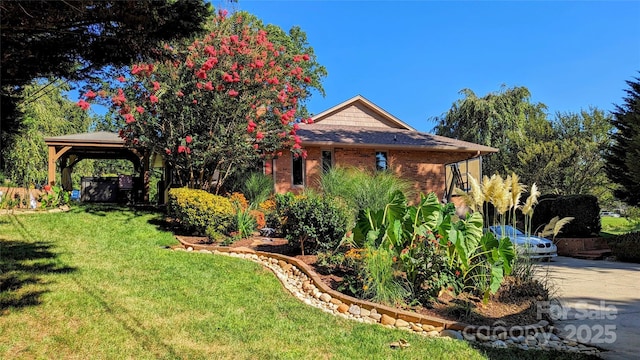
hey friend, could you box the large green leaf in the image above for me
[418,192,442,229]
[382,190,407,228]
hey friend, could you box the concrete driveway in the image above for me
[538,256,640,360]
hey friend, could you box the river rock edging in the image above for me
[174,236,600,355]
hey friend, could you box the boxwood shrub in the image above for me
[168,187,234,235]
[276,192,348,255]
[607,231,640,263]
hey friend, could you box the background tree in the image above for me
[434,86,615,203]
[85,10,326,193]
[605,75,640,206]
[2,80,95,187]
[0,0,212,164]
[512,109,613,196]
[432,86,548,176]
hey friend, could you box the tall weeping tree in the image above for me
[605,75,640,206]
[2,80,94,186]
[432,86,548,176]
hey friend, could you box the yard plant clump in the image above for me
[607,231,640,263]
[167,187,234,235]
[313,171,554,325]
[277,192,348,255]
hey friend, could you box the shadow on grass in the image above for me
[70,203,162,217]
[0,238,76,313]
[72,277,180,358]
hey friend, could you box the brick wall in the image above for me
[272,147,469,201]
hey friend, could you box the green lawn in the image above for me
[0,206,599,359]
[600,216,640,236]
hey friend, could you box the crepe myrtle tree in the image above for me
[80,10,321,193]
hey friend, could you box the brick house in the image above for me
[265,95,497,202]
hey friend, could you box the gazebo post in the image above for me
[142,150,150,203]
[47,145,72,186]
[48,146,56,186]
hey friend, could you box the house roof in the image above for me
[297,124,498,155]
[311,95,416,131]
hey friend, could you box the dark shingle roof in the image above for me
[297,124,498,154]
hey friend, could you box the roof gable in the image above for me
[311,95,415,130]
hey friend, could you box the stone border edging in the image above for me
[173,236,601,354]
[0,205,71,216]
[175,236,548,336]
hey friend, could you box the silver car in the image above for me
[488,225,558,261]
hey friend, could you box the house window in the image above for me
[292,154,304,186]
[321,150,333,174]
[375,151,388,171]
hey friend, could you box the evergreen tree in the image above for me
[605,75,640,206]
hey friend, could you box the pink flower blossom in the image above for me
[165,148,172,155]
[218,8,228,18]
[178,145,186,154]
[77,99,90,110]
[152,81,160,91]
[136,106,144,114]
[84,90,97,99]
[196,70,207,79]
[228,89,239,97]
[117,76,126,82]
[302,54,310,61]
[204,81,213,91]
[124,113,135,124]
[150,95,158,103]
[256,132,264,140]
[204,46,217,56]
[176,90,184,97]
[186,135,192,144]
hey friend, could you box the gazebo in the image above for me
[44,131,153,202]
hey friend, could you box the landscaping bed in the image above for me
[182,234,550,329]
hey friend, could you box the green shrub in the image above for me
[531,194,601,237]
[607,231,640,263]
[168,187,234,235]
[277,192,348,255]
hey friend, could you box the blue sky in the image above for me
[227,0,640,132]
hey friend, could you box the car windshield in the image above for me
[491,226,524,237]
